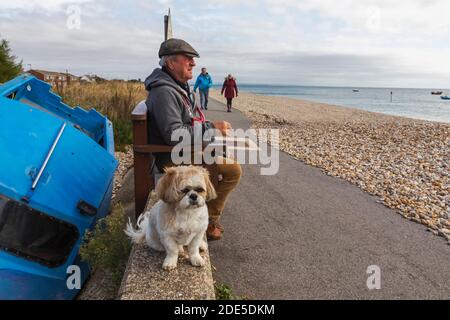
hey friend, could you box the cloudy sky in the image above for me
[1,0,450,88]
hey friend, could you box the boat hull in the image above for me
[0,75,118,299]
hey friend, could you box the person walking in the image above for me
[221,74,238,112]
[194,67,213,110]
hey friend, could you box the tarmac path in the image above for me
[206,97,450,299]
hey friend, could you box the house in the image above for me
[80,75,94,83]
[80,74,107,84]
[29,69,80,88]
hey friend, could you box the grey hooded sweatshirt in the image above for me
[144,68,214,170]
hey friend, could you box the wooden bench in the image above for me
[131,100,219,221]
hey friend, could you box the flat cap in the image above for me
[158,38,200,58]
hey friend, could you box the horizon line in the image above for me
[208,83,450,91]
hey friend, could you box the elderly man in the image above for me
[194,67,213,110]
[144,38,242,241]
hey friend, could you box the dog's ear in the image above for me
[156,167,180,203]
[201,168,217,202]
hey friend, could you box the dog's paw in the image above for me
[190,254,205,267]
[199,240,208,252]
[162,257,178,270]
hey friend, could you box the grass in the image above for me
[56,81,147,151]
[215,283,244,300]
[79,203,132,289]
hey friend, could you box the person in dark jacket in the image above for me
[144,38,242,241]
[221,74,238,112]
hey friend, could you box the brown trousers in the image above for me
[161,156,242,221]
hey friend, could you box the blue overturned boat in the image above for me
[0,74,118,299]
[441,96,450,100]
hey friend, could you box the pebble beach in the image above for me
[112,145,134,202]
[209,89,450,243]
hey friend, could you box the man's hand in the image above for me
[213,121,232,136]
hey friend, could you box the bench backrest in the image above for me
[132,100,152,218]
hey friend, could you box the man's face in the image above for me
[201,68,207,74]
[169,55,196,82]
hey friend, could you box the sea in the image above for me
[212,84,450,124]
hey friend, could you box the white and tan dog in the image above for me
[125,166,217,270]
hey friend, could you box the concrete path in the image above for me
[205,97,450,299]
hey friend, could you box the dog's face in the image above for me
[155,166,217,209]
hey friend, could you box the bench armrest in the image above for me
[134,141,225,154]
[134,144,174,153]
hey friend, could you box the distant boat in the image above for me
[441,96,450,100]
[352,89,360,92]
[431,91,443,95]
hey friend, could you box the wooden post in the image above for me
[132,102,152,221]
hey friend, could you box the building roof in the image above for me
[30,69,80,78]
